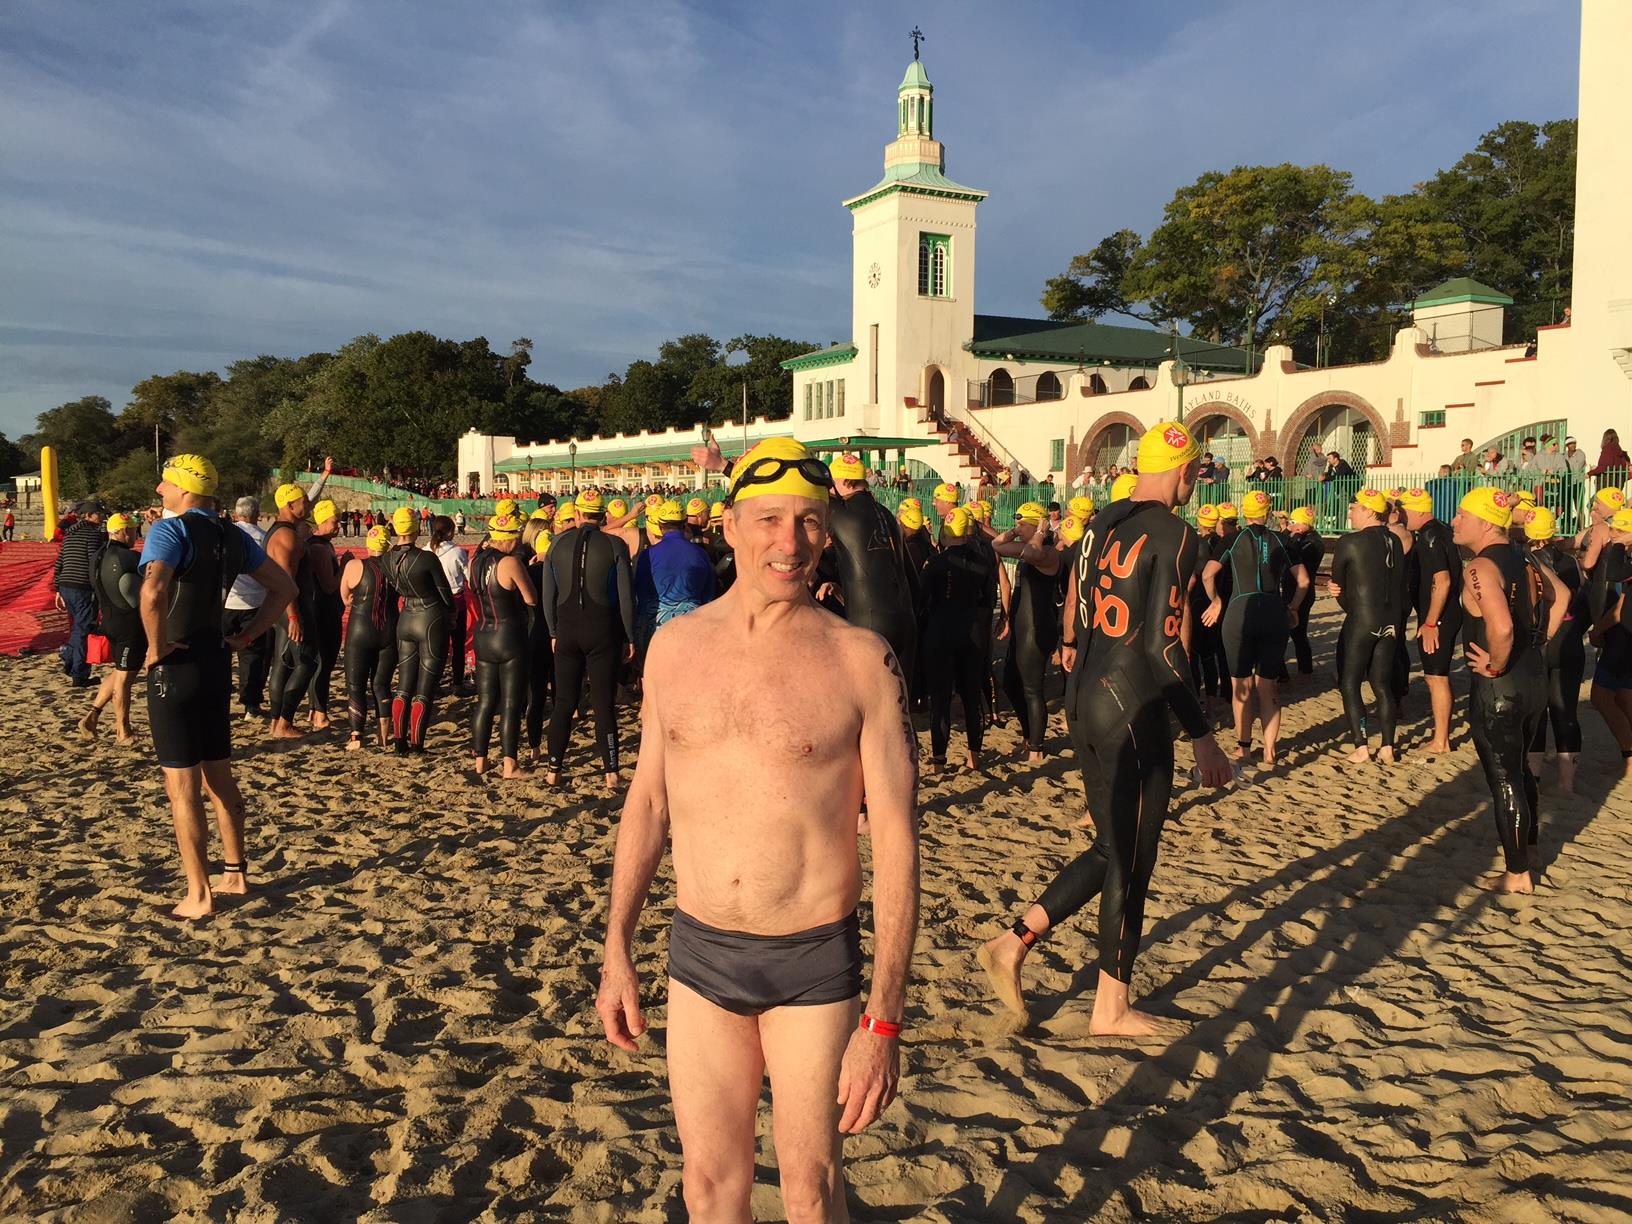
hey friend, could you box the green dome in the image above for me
[898,60,932,92]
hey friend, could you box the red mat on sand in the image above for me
[0,542,68,656]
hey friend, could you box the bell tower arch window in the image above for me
[918,233,950,298]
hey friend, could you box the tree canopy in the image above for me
[1042,118,1574,365]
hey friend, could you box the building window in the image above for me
[918,233,950,298]
[988,368,1014,406]
[1419,409,1447,428]
[1050,439,1065,471]
[804,384,813,421]
[1037,371,1062,401]
[836,380,845,418]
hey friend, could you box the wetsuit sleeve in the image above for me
[540,548,560,638]
[615,544,636,642]
[1146,521,1210,739]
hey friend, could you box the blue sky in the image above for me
[0,0,1581,439]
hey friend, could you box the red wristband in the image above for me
[858,1015,901,1039]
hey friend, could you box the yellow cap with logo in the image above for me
[1015,501,1046,525]
[554,501,577,526]
[1458,486,1513,529]
[708,501,724,522]
[576,489,605,516]
[1353,488,1389,515]
[495,498,518,518]
[1397,488,1433,513]
[106,512,133,533]
[1594,487,1625,510]
[312,499,337,526]
[274,482,306,509]
[1289,505,1316,526]
[366,525,390,554]
[391,507,418,535]
[1241,490,1271,519]
[932,482,961,506]
[1196,504,1220,526]
[489,512,522,540]
[898,505,924,532]
[654,499,684,525]
[829,452,866,481]
[1111,473,1138,502]
[607,498,628,518]
[1135,420,1201,474]
[942,506,974,538]
[898,497,922,514]
[1059,515,1086,545]
[1523,506,1557,540]
[1611,506,1632,533]
[1216,500,1239,519]
[685,497,707,516]
[162,454,218,497]
[1068,495,1094,519]
[727,437,832,505]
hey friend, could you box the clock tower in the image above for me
[843,53,986,433]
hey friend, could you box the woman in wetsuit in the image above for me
[994,502,1062,761]
[304,501,345,730]
[820,460,919,693]
[1188,505,1225,703]
[383,507,454,753]
[468,513,538,778]
[340,525,398,750]
[920,507,996,770]
[521,517,555,764]
[1328,490,1409,763]
[1522,507,1587,793]
[1282,506,1325,678]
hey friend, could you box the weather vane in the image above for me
[909,26,925,61]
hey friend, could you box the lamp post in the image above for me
[568,441,577,494]
[1168,321,1191,423]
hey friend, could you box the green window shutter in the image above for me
[804,384,812,421]
[1419,409,1446,428]
[1050,439,1065,470]
[918,234,950,298]
[836,380,846,418]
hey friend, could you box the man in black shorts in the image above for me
[1200,489,1309,766]
[79,512,146,745]
[979,421,1233,1038]
[1399,487,1462,753]
[140,455,296,919]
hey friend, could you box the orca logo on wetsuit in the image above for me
[1091,535,1147,638]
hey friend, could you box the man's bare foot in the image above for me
[1026,750,1044,765]
[1425,739,1451,755]
[1476,871,1534,894]
[310,713,331,731]
[977,937,1028,1020]
[345,735,363,752]
[1346,746,1371,765]
[268,719,304,740]
[78,709,100,739]
[216,870,248,897]
[1259,751,1276,769]
[472,756,488,778]
[544,770,561,786]
[501,759,524,780]
[1075,812,1096,831]
[1556,755,1577,794]
[1377,745,1397,764]
[965,750,978,770]
[1229,744,1249,761]
[603,771,619,791]
[1087,1006,1182,1040]
[171,893,213,920]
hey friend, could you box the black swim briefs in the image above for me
[668,908,862,1016]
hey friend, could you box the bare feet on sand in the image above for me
[977,935,1029,1021]
[1476,871,1534,895]
[544,770,560,787]
[309,713,330,731]
[502,760,525,780]
[78,709,99,739]
[1377,746,1396,764]
[345,735,363,752]
[1425,739,1451,755]
[1346,746,1371,765]
[216,869,248,897]
[268,719,304,740]
[171,892,213,920]
[1088,1006,1185,1040]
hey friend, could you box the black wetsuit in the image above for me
[1411,518,1463,677]
[1038,500,1210,982]
[1002,541,1063,751]
[384,542,454,750]
[920,543,996,761]
[902,525,936,707]
[1330,524,1408,750]
[265,519,319,722]
[343,554,398,740]
[969,530,1002,726]
[524,547,555,753]
[703,530,735,595]
[1527,543,1586,755]
[1215,523,1293,681]
[822,489,918,690]
[1464,543,1547,874]
[1198,529,1234,695]
[305,534,344,718]
[92,540,146,671]
[1283,530,1325,675]
[468,547,532,763]
[541,524,635,775]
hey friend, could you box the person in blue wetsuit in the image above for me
[634,499,718,662]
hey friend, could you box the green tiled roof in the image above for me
[780,342,858,371]
[843,163,987,210]
[1413,277,1514,308]
[899,61,931,92]
[967,314,1250,371]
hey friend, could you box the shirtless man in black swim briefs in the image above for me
[978,421,1233,1039]
[596,437,919,1223]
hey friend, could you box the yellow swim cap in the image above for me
[1612,507,1632,533]
[312,499,337,526]
[654,499,684,525]
[645,493,663,509]
[943,506,974,538]
[1196,504,1220,526]
[708,501,724,522]
[1523,506,1557,540]
[932,482,961,506]
[1241,490,1270,519]
[898,497,922,514]
[366,525,390,554]
[274,482,306,509]
[1015,501,1046,524]
[607,498,628,518]
[1289,505,1316,526]
[106,512,133,533]
[1594,487,1625,510]
[1216,501,1239,519]
[1111,473,1138,502]
[488,512,522,539]
[1068,495,1095,520]
[970,500,991,521]
[1397,488,1433,513]
[829,452,866,481]
[1458,486,1513,529]
[495,498,518,518]
[1353,488,1389,515]
[530,507,553,521]
[1060,515,1086,545]
[892,505,920,532]
[728,437,831,505]
[1135,420,1201,475]
[391,507,418,535]
[1509,488,1536,506]
[554,502,577,526]
[576,489,605,516]
[162,454,218,497]
[685,497,707,516]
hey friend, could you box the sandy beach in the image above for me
[3,603,1630,1222]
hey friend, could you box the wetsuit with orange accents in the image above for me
[1031,499,1209,982]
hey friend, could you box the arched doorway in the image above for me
[1088,423,1139,471]
[1035,370,1062,401]
[493,473,511,494]
[988,368,1015,406]
[1290,405,1379,480]
[1194,416,1252,469]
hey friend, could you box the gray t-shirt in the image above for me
[224,520,268,610]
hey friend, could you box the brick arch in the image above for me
[1183,401,1261,456]
[1278,389,1391,466]
[1073,410,1146,475]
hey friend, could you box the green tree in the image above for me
[1041,229,1150,323]
[118,370,223,453]
[687,334,810,426]
[98,448,163,512]
[0,431,25,480]
[20,395,122,499]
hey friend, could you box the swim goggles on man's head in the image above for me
[726,455,835,503]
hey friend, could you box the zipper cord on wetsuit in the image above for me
[574,529,591,610]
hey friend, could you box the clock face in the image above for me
[867,262,882,289]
